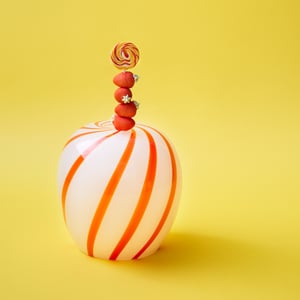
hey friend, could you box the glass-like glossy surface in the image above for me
[58,121,181,260]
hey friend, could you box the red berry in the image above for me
[115,102,137,118]
[113,72,135,88]
[114,88,132,103]
[113,115,135,131]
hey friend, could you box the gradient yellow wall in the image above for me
[1,0,300,299]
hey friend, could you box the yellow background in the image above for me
[1,0,300,299]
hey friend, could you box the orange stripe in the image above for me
[109,128,157,260]
[61,132,118,222]
[61,155,84,221]
[133,126,178,259]
[64,130,110,148]
[87,130,136,257]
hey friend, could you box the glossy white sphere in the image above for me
[58,120,181,260]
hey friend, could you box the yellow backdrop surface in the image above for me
[1,0,300,299]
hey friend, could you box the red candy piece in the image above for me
[113,71,135,88]
[114,88,132,103]
[115,102,137,118]
[113,115,135,131]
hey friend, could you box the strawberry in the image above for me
[113,115,135,131]
[114,88,132,103]
[113,71,135,88]
[115,102,137,118]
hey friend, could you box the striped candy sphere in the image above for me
[58,120,181,260]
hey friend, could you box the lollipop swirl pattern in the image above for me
[111,42,140,70]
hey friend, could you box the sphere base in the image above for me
[58,120,181,261]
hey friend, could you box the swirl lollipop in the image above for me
[111,42,140,70]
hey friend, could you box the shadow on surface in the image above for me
[141,233,257,268]
[112,232,264,277]
[83,231,300,297]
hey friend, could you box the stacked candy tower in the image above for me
[57,42,181,260]
[111,42,140,131]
